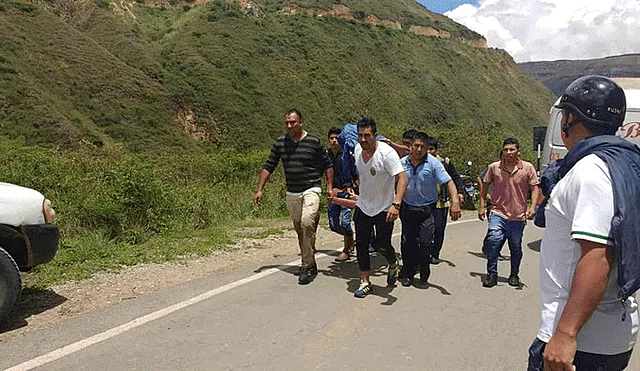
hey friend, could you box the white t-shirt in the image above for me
[537,154,638,354]
[354,141,404,217]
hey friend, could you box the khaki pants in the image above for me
[285,191,320,268]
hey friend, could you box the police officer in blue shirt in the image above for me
[398,132,461,286]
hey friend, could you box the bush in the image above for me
[0,139,288,241]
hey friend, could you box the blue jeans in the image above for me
[485,213,525,278]
[528,338,633,371]
[327,192,353,236]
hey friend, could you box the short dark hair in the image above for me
[328,127,341,137]
[503,137,520,149]
[582,120,618,136]
[402,129,418,140]
[357,116,377,134]
[285,109,302,121]
[413,131,430,144]
[425,136,438,149]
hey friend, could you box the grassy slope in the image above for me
[0,1,186,150]
[147,1,553,151]
[2,0,554,151]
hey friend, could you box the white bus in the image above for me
[536,78,640,170]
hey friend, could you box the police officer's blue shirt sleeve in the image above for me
[431,155,452,185]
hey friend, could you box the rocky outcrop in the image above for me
[470,38,487,48]
[175,107,210,141]
[279,3,485,48]
[408,25,448,38]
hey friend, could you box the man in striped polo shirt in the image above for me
[254,109,334,285]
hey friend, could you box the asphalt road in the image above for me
[1,217,638,370]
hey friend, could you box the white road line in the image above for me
[6,218,480,371]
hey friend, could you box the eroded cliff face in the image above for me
[277,3,486,48]
[101,0,487,48]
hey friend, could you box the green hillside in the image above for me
[0,0,556,286]
[1,0,553,150]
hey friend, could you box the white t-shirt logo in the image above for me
[370,168,376,176]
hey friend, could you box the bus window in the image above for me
[551,110,564,146]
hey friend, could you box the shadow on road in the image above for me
[1,287,67,334]
[345,278,398,306]
[467,251,510,261]
[467,251,485,259]
[433,258,456,267]
[254,249,455,303]
[253,264,301,275]
[320,254,398,305]
[412,280,451,295]
[469,271,525,289]
[528,239,542,252]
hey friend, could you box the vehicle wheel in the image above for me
[0,247,21,326]
[464,193,477,210]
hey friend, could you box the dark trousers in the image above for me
[431,207,448,260]
[399,203,435,280]
[354,207,397,272]
[528,338,633,371]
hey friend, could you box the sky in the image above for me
[417,0,478,15]
[417,0,640,62]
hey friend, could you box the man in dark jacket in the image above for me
[426,137,464,264]
[528,76,640,371]
[326,127,355,262]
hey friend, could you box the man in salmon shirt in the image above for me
[478,137,540,288]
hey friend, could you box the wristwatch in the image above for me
[392,202,401,210]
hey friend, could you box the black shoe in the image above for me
[399,277,412,287]
[482,275,498,288]
[429,257,441,265]
[508,275,520,287]
[298,267,317,285]
[294,264,316,276]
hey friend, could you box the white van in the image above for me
[538,78,640,170]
